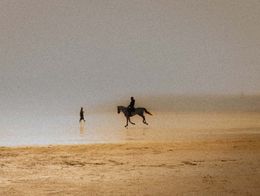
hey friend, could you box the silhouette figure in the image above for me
[79,107,85,122]
[117,106,152,128]
[127,97,135,116]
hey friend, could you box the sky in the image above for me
[0,0,260,115]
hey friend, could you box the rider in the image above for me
[127,97,135,116]
[79,107,85,122]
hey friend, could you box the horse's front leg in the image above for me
[125,117,129,128]
[129,118,135,125]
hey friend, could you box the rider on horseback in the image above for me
[127,97,135,116]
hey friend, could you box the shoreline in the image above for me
[1,132,259,149]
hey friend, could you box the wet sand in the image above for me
[0,134,259,195]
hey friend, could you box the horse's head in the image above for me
[117,106,127,114]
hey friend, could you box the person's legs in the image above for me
[127,107,132,116]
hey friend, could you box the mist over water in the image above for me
[1,108,260,147]
[0,95,260,146]
[0,1,260,146]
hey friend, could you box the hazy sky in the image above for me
[0,0,260,114]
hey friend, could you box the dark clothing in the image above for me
[127,98,135,115]
[129,99,135,109]
[80,108,85,122]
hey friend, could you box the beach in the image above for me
[0,134,259,195]
[1,0,260,194]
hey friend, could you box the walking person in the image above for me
[79,107,85,122]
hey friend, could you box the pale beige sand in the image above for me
[0,134,259,195]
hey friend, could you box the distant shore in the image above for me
[0,134,259,195]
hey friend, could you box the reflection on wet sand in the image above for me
[126,128,146,141]
[79,121,85,136]
[0,112,260,146]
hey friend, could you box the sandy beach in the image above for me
[0,134,259,196]
[1,0,260,194]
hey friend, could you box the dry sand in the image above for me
[0,134,259,196]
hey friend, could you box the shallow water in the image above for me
[0,112,260,146]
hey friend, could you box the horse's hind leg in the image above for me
[139,114,148,125]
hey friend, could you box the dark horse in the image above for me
[117,106,152,127]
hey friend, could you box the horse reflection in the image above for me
[126,128,147,141]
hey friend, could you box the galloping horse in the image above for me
[117,106,152,127]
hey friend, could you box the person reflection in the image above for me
[80,120,85,136]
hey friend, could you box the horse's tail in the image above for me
[144,108,152,115]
